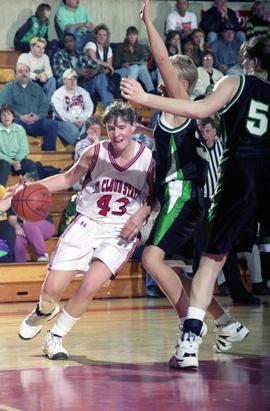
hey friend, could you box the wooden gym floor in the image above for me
[0,296,269,411]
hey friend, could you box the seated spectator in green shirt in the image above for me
[55,0,94,51]
[0,104,39,186]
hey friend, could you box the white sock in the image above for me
[186,306,206,322]
[50,308,80,338]
[39,297,57,315]
[214,312,232,326]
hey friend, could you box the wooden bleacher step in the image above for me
[0,260,146,302]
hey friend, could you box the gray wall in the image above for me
[1,1,252,50]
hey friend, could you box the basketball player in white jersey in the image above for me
[18,101,154,360]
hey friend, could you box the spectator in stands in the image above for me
[183,28,211,67]
[0,211,16,263]
[245,1,270,40]
[165,30,182,56]
[226,42,246,75]
[51,69,94,146]
[53,33,114,109]
[10,172,56,263]
[0,63,57,151]
[74,115,101,161]
[192,50,223,98]
[84,24,121,98]
[114,26,155,94]
[55,0,94,51]
[211,21,242,74]
[0,104,39,186]
[0,192,15,263]
[166,0,197,41]
[17,37,56,101]
[14,3,51,52]
[200,0,245,45]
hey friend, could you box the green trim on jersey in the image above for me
[260,236,270,245]
[163,133,185,184]
[152,180,192,245]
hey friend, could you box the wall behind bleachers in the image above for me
[0,1,253,50]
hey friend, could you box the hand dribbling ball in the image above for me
[11,184,53,222]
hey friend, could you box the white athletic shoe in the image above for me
[169,332,202,369]
[19,304,60,340]
[43,332,68,360]
[213,320,249,353]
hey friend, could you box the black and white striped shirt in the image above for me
[204,139,224,198]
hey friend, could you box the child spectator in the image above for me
[74,116,101,161]
[14,3,52,52]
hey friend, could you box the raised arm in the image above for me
[141,0,188,99]
[121,75,240,119]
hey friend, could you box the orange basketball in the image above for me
[11,184,53,222]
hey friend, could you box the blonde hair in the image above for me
[169,54,198,93]
[30,37,47,47]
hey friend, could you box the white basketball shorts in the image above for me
[50,214,138,276]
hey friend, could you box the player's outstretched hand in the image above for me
[140,0,150,24]
[6,176,25,197]
[120,78,147,105]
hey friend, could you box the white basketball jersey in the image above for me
[76,141,154,225]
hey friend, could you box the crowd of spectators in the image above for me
[0,0,269,297]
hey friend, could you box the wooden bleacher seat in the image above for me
[0,260,146,302]
[29,151,73,169]
[0,50,21,67]
[0,50,21,88]
[27,136,74,153]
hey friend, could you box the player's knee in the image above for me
[42,282,62,301]
[142,249,158,276]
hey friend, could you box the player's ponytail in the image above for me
[245,35,270,81]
